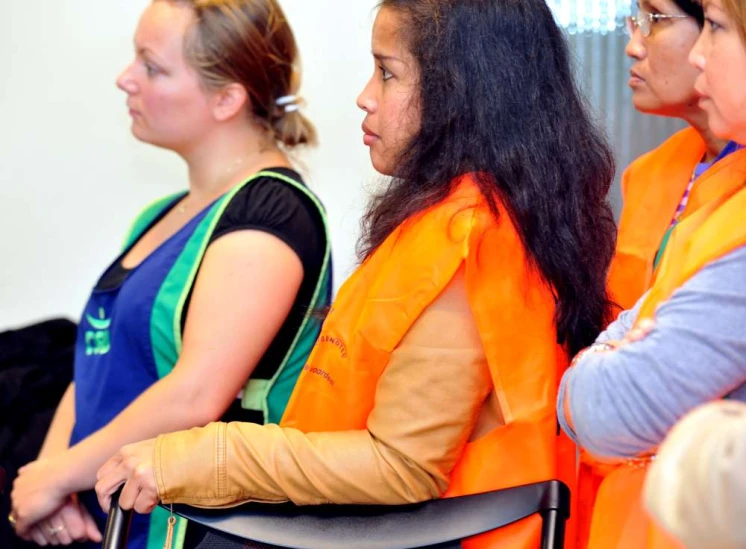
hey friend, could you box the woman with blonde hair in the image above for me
[8,1,331,547]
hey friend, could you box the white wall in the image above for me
[0,0,380,329]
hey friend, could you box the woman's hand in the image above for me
[95,438,159,515]
[564,319,656,434]
[11,458,69,535]
[16,495,102,546]
[601,318,656,352]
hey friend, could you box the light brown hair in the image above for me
[164,0,316,147]
[719,0,746,43]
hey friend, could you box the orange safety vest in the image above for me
[577,131,746,548]
[587,183,746,549]
[281,174,576,548]
[608,128,746,311]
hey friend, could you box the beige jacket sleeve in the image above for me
[644,400,746,549]
[154,268,493,507]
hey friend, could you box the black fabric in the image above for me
[210,168,324,277]
[97,261,131,292]
[0,318,81,549]
[220,399,263,425]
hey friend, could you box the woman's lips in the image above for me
[362,123,379,146]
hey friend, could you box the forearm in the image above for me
[562,346,705,458]
[156,269,492,507]
[38,383,76,459]
[56,230,303,494]
[59,369,228,493]
[156,422,444,507]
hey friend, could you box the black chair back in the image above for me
[103,480,570,549]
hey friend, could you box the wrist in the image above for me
[51,449,84,494]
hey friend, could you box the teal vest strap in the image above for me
[126,172,331,549]
[238,172,333,424]
[122,192,185,251]
[122,171,332,420]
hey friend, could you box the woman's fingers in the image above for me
[57,503,86,542]
[133,486,159,515]
[80,503,103,543]
[118,473,142,511]
[29,525,50,546]
[95,467,127,514]
[96,453,123,483]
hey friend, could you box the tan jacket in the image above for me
[154,269,499,507]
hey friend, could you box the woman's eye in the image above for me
[705,17,722,32]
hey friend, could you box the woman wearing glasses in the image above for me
[575,1,746,547]
[608,0,745,312]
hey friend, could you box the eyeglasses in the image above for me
[625,8,690,37]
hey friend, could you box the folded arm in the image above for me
[558,245,746,458]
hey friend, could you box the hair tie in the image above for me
[275,95,301,114]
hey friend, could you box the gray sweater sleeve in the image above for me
[596,298,643,343]
[557,244,746,458]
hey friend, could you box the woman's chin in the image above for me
[370,153,394,177]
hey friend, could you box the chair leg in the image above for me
[540,509,566,549]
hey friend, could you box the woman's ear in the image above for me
[213,83,250,122]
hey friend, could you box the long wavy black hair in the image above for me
[359,0,617,355]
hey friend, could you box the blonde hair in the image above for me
[165,0,316,147]
[718,0,746,43]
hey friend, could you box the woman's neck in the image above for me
[181,128,290,203]
[684,109,729,164]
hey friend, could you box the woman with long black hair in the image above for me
[94,1,616,547]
